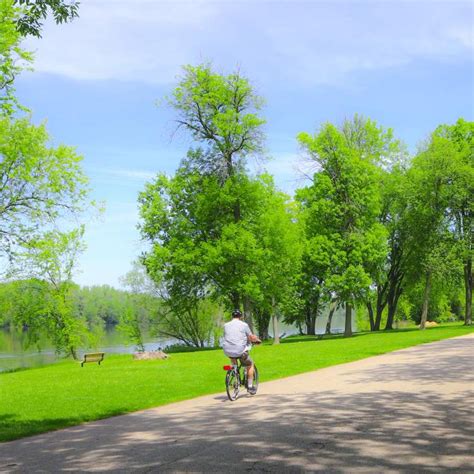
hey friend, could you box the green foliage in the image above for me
[0,0,33,114]
[118,262,161,351]
[401,122,473,327]
[139,163,299,329]
[297,119,388,315]
[154,298,223,348]
[8,228,89,358]
[0,116,90,265]
[168,64,265,180]
[0,278,163,354]
[14,0,79,37]
[144,64,304,342]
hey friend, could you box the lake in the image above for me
[0,327,173,373]
[0,307,354,372]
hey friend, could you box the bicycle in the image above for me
[223,350,259,401]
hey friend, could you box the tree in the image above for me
[163,64,266,318]
[374,166,411,330]
[245,175,302,343]
[153,298,222,348]
[297,121,387,337]
[405,125,472,329]
[340,115,407,331]
[119,261,160,351]
[289,188,335,336]
[168,64,265,182]
[14,0,79,37]
[0,116,89,268]
[139,162,288,334]
[10,228,88,358]
[1,0,32,114]
[433,119,473,325]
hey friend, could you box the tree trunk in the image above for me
[420,271,431,330]
[230,292,240,309]
[375,244,404,331]
[259,325,269,340]
[344,303,352,337]
[385,304,395,331]
[305,307,316,336]
[69,345,78,361]
[384,265,404,331]
[366,301,375,331]
[272,298,280,345]
[385,285,402,330]
[373,284,387,331]
[325,300,337,335]
[464,257,472,325]
[243,296,254,332]
[254,308,270,339]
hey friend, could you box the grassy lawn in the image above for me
[1,323,472,442]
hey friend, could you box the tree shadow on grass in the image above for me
[0,408,134,443]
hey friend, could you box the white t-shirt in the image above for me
[222,319,251,357]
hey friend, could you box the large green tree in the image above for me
[433,119,473,325]
[139,161,292,334]
[0,117,89,266]
[141,64,267,330]
[341,115,407,331]
[297,120,387,337]
[405,122,473,328]
[245,175,302,343]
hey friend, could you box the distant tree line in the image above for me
[0,279,160,354]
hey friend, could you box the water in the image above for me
[0,306,355,372]
[0,327,173,373]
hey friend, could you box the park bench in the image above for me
[81,352,105,367]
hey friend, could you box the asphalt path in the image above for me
[1,334,473,473]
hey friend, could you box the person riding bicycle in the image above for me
[222,308,261,395]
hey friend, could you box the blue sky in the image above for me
[16,0,474,288]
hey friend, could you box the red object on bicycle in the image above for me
[223,365,232,371]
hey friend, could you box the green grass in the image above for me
[1,323,472,442]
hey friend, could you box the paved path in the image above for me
[1,335,473,473]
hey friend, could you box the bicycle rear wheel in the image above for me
[225,369,240,401]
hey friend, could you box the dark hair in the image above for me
[232,309,243,318]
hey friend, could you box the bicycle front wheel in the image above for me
[225,369,240,401]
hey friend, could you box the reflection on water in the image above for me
[0,307,355,372]
[0,327,173,372]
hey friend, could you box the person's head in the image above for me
[232,309,243,319]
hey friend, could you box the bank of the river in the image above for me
[0,307,355,372]
[0,328,175,372]
[1,323,472,442]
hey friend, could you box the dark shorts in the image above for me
[237,351,253,367]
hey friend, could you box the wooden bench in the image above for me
[81,352,105,367]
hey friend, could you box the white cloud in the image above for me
[23,1,473,86]
[103,168,157,181]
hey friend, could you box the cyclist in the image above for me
[222,309,261,395]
